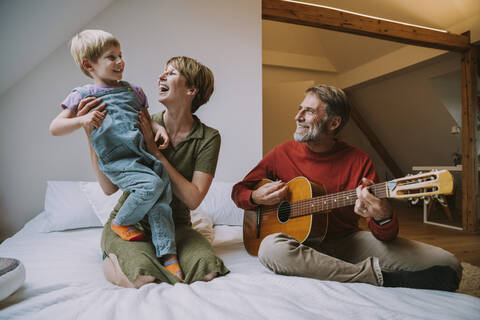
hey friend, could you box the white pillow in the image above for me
[81,182,215,243]
[82,181,215,242]
[80,182,122,225]
[195,181,244,226]
[81,180,243,227]
[41,181,102,232]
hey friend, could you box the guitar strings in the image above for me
[290,184,387,217]
[259,183,388,220]
[259,174,438,220]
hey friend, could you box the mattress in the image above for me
[0,212,479,320]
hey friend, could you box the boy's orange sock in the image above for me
[164,259,184,281]
[111,223,146,241]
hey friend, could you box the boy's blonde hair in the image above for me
[71,29,120,78]
[166,56,214,113]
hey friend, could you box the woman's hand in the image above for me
[154,125,170,150]
[76,97,107,134]
[139,109,163,158]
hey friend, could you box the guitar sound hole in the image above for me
[277,201,291,223]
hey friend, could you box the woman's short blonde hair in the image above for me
[70,29,120,78]
[166,56,214,113]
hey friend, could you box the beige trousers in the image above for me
[258,231,462,286]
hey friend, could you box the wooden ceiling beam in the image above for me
[262,0,470,52]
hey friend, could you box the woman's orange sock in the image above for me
[111,223,146,241]
[163,259,184,281]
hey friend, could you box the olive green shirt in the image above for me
[151,111,221,226]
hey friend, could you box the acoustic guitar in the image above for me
[243,170,453,256]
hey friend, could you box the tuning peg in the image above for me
[437,196,448,207]
[424,198,431,204]
[410,198,419,205]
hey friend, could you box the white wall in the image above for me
[0,0,116,96]
[263,80,315,155]
[0,0,262,241]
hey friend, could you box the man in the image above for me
[232,84,460,291]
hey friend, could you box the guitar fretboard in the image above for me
[289,182,388,218]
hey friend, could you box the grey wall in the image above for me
[345,52,463,176]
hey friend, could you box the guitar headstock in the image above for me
[387,170,454,200]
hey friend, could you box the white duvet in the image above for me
[0,213,479,320]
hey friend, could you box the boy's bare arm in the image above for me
[49,109,82,136]
[50,98,107,136]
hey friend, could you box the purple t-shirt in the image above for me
[61,83,148,112]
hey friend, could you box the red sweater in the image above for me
[231,140,398,241]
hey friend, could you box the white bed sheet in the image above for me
[0,213,479,320]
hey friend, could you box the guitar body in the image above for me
[242,170,454,256]
[243,177,329,256]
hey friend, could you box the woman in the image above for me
[78,56,229,287]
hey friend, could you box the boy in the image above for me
[49,29,182,279]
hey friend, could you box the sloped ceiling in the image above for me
[263,20,404,73]
[0,0,116,97]
[2,0,478,99]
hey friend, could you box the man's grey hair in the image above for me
[305,85,350,135]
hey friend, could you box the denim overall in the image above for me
[78,83,175,257]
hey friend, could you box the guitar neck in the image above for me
[290,182,388,218]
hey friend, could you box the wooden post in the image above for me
[460,41,479,232]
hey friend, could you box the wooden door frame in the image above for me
[262,0,478,232]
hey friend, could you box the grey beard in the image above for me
[293,121,323,142]
[294,131,315,142]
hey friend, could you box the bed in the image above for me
[0,181,479,320]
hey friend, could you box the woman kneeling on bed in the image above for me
[79,56,229,287]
